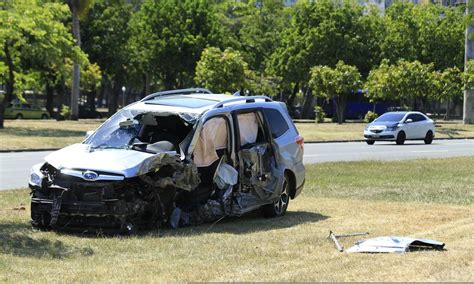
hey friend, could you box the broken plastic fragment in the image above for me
[213,160,238,190]
[346,236,445,253]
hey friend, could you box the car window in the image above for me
[377,112,406,122]
[406,114,416,122]
[415,114,426,121]
[22,104,31,109]
[263,108,289,138]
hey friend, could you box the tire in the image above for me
[424,131,433,144]
[396,131,406,145]
[41,114,49,119]
[120,221,137,236]
[262,174,290,218]
[15,113,23,119]
[31,209,51,231]
[366,140,375,145]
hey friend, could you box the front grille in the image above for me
[370,129,383,133]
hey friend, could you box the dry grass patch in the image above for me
[0,157,473,282]
[0,119,103,150]
[0,194,472,282]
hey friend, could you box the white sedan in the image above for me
[364,111,435,145]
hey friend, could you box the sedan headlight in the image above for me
[29,163,44,187]
[386,124,401,131]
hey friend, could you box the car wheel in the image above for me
[262,174,290,218]
[41,114,49,119]
[396,131,406,145]
[31,210,51,231]
[16,113,23,119]
[366,140,375,145]
[120,221,137,236]
[424,130,433,144]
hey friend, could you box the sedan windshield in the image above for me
[376,112,406,122]
[84,109,142,149]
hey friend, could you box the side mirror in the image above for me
[85,130,94,139]
[405,118,413,123]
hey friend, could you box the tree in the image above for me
[0,1,83,128]
[82,0,133,116]
[309,61,362,124]
[194,47,250,93]
[267,0,383,117]
[129,0,226,90]
[433,67,462,120]
[66,0,94,120]
[382,2,464,70]
[365,60,436,111]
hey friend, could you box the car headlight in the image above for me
[386,125,401,131]
[29,163,44,187]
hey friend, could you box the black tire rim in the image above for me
[274,179,289,215]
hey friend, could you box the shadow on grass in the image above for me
[437,128,467,138]
[156,210,329,237]
[0,222,93,259]
[0,127,86,138]
[53,210,329,238]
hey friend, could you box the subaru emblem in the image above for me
[82,170,99,181]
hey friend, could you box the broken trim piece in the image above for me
[346,236,445,253]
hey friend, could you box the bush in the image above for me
[59,104,71,120]
[314,105,326,123]
[364,111,378,122]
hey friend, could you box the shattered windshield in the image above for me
[84,109,142,149]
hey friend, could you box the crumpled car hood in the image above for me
[45,143,156,178]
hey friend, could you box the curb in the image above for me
[0,137,473,153]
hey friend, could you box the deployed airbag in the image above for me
[237,113,258,146]
[193,117,228,167]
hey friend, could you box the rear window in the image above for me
[263,108,289,138]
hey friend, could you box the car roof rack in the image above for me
[212,96,273,109]
[141,88,212,102]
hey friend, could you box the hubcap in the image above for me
[274,180,289,214]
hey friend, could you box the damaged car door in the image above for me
[232,110,286,216]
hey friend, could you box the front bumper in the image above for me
[363,130,397,140]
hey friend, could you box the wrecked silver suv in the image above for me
[29,89,305,233]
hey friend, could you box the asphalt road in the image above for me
[1,139,473,190]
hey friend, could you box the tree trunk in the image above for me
[444,98,451,120]
[108,82,119,117]
[46,83,55,117]
[301,87,314,119]
[335,93,347,124]
[96,74,107,108]
[70,2,81,121]
[87,91,96,112]
[286,82,299,113]
[1,42,16,129]
[144,73,151,97]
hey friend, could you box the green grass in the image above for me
[0,157,473,282]
[306,156,474,205]
[1,119,474,151]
